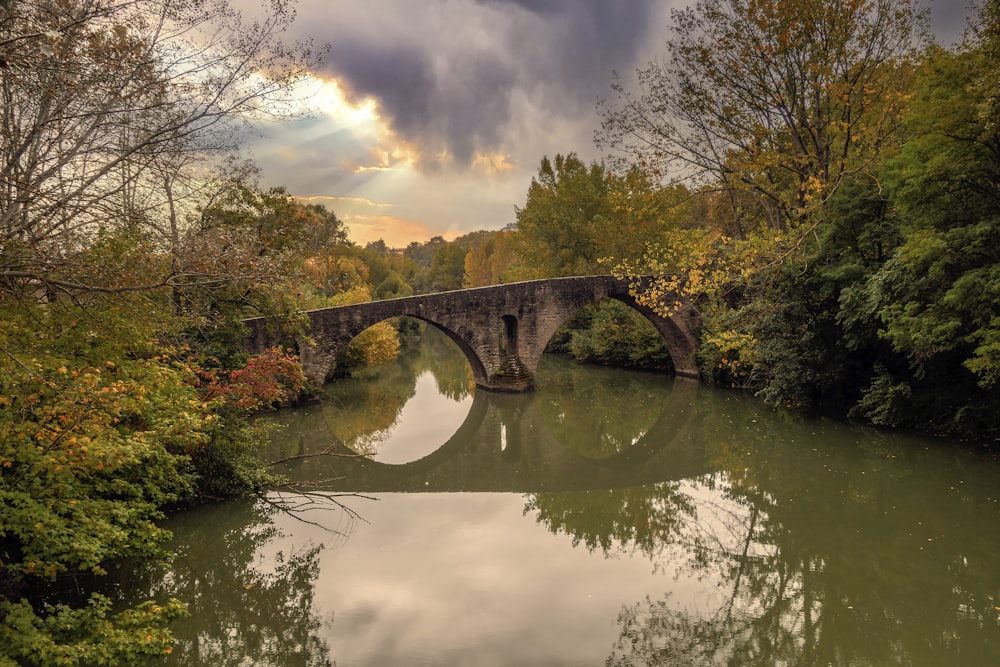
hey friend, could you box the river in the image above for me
[114,324,1000,666]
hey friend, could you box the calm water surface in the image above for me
[124,326,1000,666]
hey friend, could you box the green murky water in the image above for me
[118,325,1000,666]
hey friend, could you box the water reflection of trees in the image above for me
[112,498,337,667]
[535,355,674,459]
[528,417,1000,666]
[524,484,696,562]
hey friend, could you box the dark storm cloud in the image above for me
[326,35,519,165]
[283,0,972,174]
[326,40,436,127]
[296,0,662,168]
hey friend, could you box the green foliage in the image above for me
[695,177,900,408]
[835,37,1000,436]
[198,185,348,256]
[1,595,187,667]
[597,1,1000,438]
[374,270,414,299]
[402,236,445,271]
[426,243,468,292]
[185,408,280,500]
[334,323,402,376]
[0,0,347,658]
[463,229,517,288]
[0,300,203,663]
[852,365,913,427]
[873,45,1000,385]
[0,275,307,662]
[503,154,693,369]
[324,245,418,300]
[549,301,673,371]
[510,154,613,278]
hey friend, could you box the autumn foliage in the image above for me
[200,348,306,412]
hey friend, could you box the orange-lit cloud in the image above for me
[349,142,420,174]
[471,151,515,175]
[293,195,438,247]
[347,214,452,248]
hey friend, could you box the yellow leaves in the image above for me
[705,329,760,365]
[705,328,759,386]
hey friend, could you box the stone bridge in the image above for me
[244,275,700,392]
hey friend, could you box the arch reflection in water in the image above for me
[533,355,683,461]
[268,320,476,468]
[269,351,703,493]
[328,370,473,464]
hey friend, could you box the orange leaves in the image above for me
[200,347,305,412]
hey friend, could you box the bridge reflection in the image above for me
[269,374,710,493]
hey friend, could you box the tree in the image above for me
[0,296,209,665]
[426,242,467,292]
[0,0,319,299]
[0,1,327,661]
[845,12,1000,435]
[365,239,389,255]
[403,236,446,271]
[555,300,673,371]
[509,154,611,278]
[463,229,516,287]
[510,154,695,283]
[876,9,1000,389]
[597,0,926,251]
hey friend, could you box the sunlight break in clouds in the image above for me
[294,75,379,127]
[296,75,420,170]
[267,74,445,244]
[237,0,674,245]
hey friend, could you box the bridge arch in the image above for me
[300,309,494,389]
[413,318,490,389]
[514,289,699,378]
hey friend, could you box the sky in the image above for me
[238,0,976,248]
